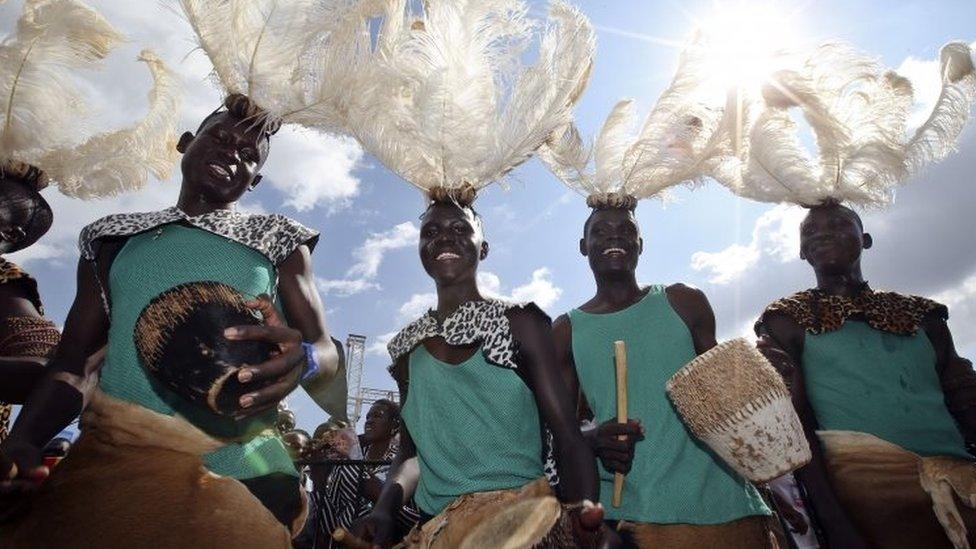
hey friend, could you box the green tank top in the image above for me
[569,285,769,524]
[401,345,544,515]
[803,321,969,459]
[100,224,296,480]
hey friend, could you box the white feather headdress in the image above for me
[178,0,384,135]
[0,0,181,198]
[715,41,976,208]
[345,0,595,206]
[540,38,732,209]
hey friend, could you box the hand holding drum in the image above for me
[134,281,303,436]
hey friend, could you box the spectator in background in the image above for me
[305,400,419,548]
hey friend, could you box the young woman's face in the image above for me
[418,202,487,286]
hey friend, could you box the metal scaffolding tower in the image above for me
[345,334,367,423]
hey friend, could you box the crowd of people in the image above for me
[1,0,975,548]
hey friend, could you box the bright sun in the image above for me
[694,1,804,96]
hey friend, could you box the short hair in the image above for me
[805,202,864,230]
[420,200,486,236]
[582,205,638,237]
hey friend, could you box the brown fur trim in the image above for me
[759,288,947,336]
[586,192,637,211]
[1,159,49,191]
[426,184,478,208]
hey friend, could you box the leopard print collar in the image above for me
[387,299,543,371]
[761,286,947,336]
[78,207,319,266]
[0,257,43,314]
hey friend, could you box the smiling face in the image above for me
[581,207,643,276]
[799,203,871,274]
[177,111,270,205]
[419,202,488,287]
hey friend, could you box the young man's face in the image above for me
[799,204,869,274]
[179,112,270,204]
[581,207,642,276]
[419,202,488,286]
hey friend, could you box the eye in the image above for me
[241,148,258,162]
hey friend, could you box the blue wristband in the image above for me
[300,342,319,381]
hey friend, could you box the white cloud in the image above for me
[366,330,397,357]
[261,127,363,212]
[317,222,419,296]
[932,274,976,350]
[690,204,805,284]
[398,293,436,321]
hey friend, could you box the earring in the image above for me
[248,174,263,191]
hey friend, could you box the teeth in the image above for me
[436,252,460,261]
[603,247,625,256]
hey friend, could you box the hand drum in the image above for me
[134,281,277,418]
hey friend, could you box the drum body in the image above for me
[134,281,277,418]
[666,338,811,482]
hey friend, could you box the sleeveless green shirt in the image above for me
[401,345,544,516]
[569,285,769,524]
[100,224,296,479]
[803,321,969,459]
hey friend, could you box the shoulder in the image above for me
[504,301,552,328]
[873,290,948,334]
[78,209,177,260]
[759,289,816,327]
[225,212,320,265]
[665,283,710,306]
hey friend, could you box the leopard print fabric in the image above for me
[759,286,947,335]
[78,207,319,266]
[0,258,43,314]
[387,299,561,488]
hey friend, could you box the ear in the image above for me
[176,131,194,154]
[479,240,489,260]
[862,232,873,250]
[249,174,263,191]
[579,238,587,256]
[638,236,644,255]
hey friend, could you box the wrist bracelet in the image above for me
[300,342,319,381]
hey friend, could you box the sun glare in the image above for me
[694,1,804,96]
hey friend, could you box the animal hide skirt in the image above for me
[0,391,295,549]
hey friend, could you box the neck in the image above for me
[434,278,483,320]
[814,263,866,297]
[593,270,643,308]
[176,187,235,217]
[366,436,392,457]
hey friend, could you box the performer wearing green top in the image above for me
[0,95,342,546]
[757,203,976,549]
[552,205,773,549]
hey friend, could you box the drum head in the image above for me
[460,496,561,549]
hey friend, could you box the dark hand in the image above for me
[757,335,796,383]
[351,509,397,549]
[587,418,643,474]
[0,440,47,521]
[224,295,304,416]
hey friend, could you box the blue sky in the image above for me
[3,0,975,434]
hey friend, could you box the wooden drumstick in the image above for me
[332,527,371,549]
[612,340,628,508]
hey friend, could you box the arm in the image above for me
[226,245,339,415]
[0,357,47,403]
[759,313,867,549]
[509,307,598,503]
[552,314,642,475]
[355,356,420,547]
[0,251,113,487]
[922,314,976,450]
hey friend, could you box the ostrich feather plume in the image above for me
[718,41,975,209]
[345,0,595,205]
[178,0,385,134]
[539,38,731,207]
[0,0,181,198]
